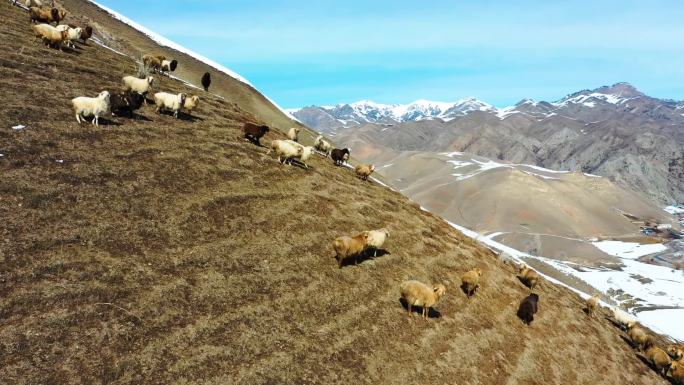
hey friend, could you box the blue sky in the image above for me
[97,0,684,108]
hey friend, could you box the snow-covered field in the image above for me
[438,215,684,341]
[665,205,684,215]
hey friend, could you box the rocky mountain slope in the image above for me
[294,83,684,205]
[0,1,677,384]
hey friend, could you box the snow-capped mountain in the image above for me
[289,82,683,131]
[288,98,495,131]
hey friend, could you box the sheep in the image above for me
[355,164,375,181]
[667,344,684,361]
[644,339,672,376]
[585,294,600,317]
[122,76,154,103]
[29,7,61,24]
[201,72,211,91]
[332,233,368,268]
[517,264,540,289]
[268,140,303,166]
[287,127,301,142]
[517,293,539,325]
[669,359,684,384]
[331,148,350,166]
[109,91,145,118]
[363,228,389,257]
[154,92,186,118]
[32,23,68,50]
[242,122,269,146]
[399,280,447,320]
[71,91,111,127]
[314,135,333,157]
[611,306,636,330]
[183,95,200,115]
[460,268,483,298]
[56,25,82,48]
[142,54,162,72]
[627,323,650,351]
[283,140,314,168]
[23,0,43,7]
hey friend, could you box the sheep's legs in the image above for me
[75,113,81,124]
[407,304,412,319]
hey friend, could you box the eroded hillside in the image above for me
[0,1,675,384]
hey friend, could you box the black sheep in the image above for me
[331,148,350,166]
[243,122,270,146]
[517,293,539,325]
[201,72,211,92]
[110,92,145,118]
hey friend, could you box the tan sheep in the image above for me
[355,164,375,181]
[644,339,672,376]
[142,54,162,72]
[667,344,684,361]
[400,280,447,320]
[668,359,684,383]
[183,95,200,114]
[32,23,68,50]
[332,232,368,268]
[517,264,540,289]
[585,294,600,316]
[627,323,649,351]
[460,268,483,298]
[287,127,301,142]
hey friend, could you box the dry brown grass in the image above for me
[0,1,675,384]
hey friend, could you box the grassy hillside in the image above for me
[0,1,674,384]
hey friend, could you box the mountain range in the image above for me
[293,83,684,205]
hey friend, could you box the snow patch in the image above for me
[664,205,684,215]
[592,241,667,260]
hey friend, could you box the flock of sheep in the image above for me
[13,1,684,382]
[16,0,212,126]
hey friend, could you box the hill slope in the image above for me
[0,2,675,384]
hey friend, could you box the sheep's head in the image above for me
[294,127,301,134]
[60,30,68,40]
[74,27,83,36]
[49,7,59,20]
[99,91,111,101]
[84,26,93,38]
[302,146,314,160]
[529,293,539,302]
[475,268,483,276]
[147,76,154,85]
[433,284,447,298]
[626,321,636,330]
[666,345,682,359]
[58,8,67,20]
[179,93,187,105]
[190,96,200,105]
[261,125,270,133]
[669,360,680,375]
[169,60,178,71]
[369,164,375,172]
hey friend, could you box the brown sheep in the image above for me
[668,359,684,384]
[331,148,350,166]
[142,54,162,72]
[354,164,375,181]
[517,264,540,289]
[517,293,539,325]
[667,344,684,361]
[460,268,483,298]
[644,339,672,376]
[627,323,650,351]
[332,233,368,268]
[242,122,270,146]
[29,7,60,24]
[399,280,447,320]
[585,294,600,316]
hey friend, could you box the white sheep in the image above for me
[287,127,301,142]
[23,0,43,7]
[269,140,303,166]
[71,91,111,127]
[154,92,186,118]
[314,135,333,157]
[400,280,447,320]
[284,140,314,168]
[32,23,67,50]
[363,228,389,257]
[122,76,154,103]
[56,25,83,48]
[611,306,636,329]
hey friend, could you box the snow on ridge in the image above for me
[87,0,298,122]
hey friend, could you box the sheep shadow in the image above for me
[286,159,313,170]
[112,112,152,122]
[460,283,478,298]
[178,113,204,122]
[82,117,120,127]
[606,316,627,331]
[620,335,636,348]
[242,136,266,147]
[516,276,536,289]
[398,298,442,319]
